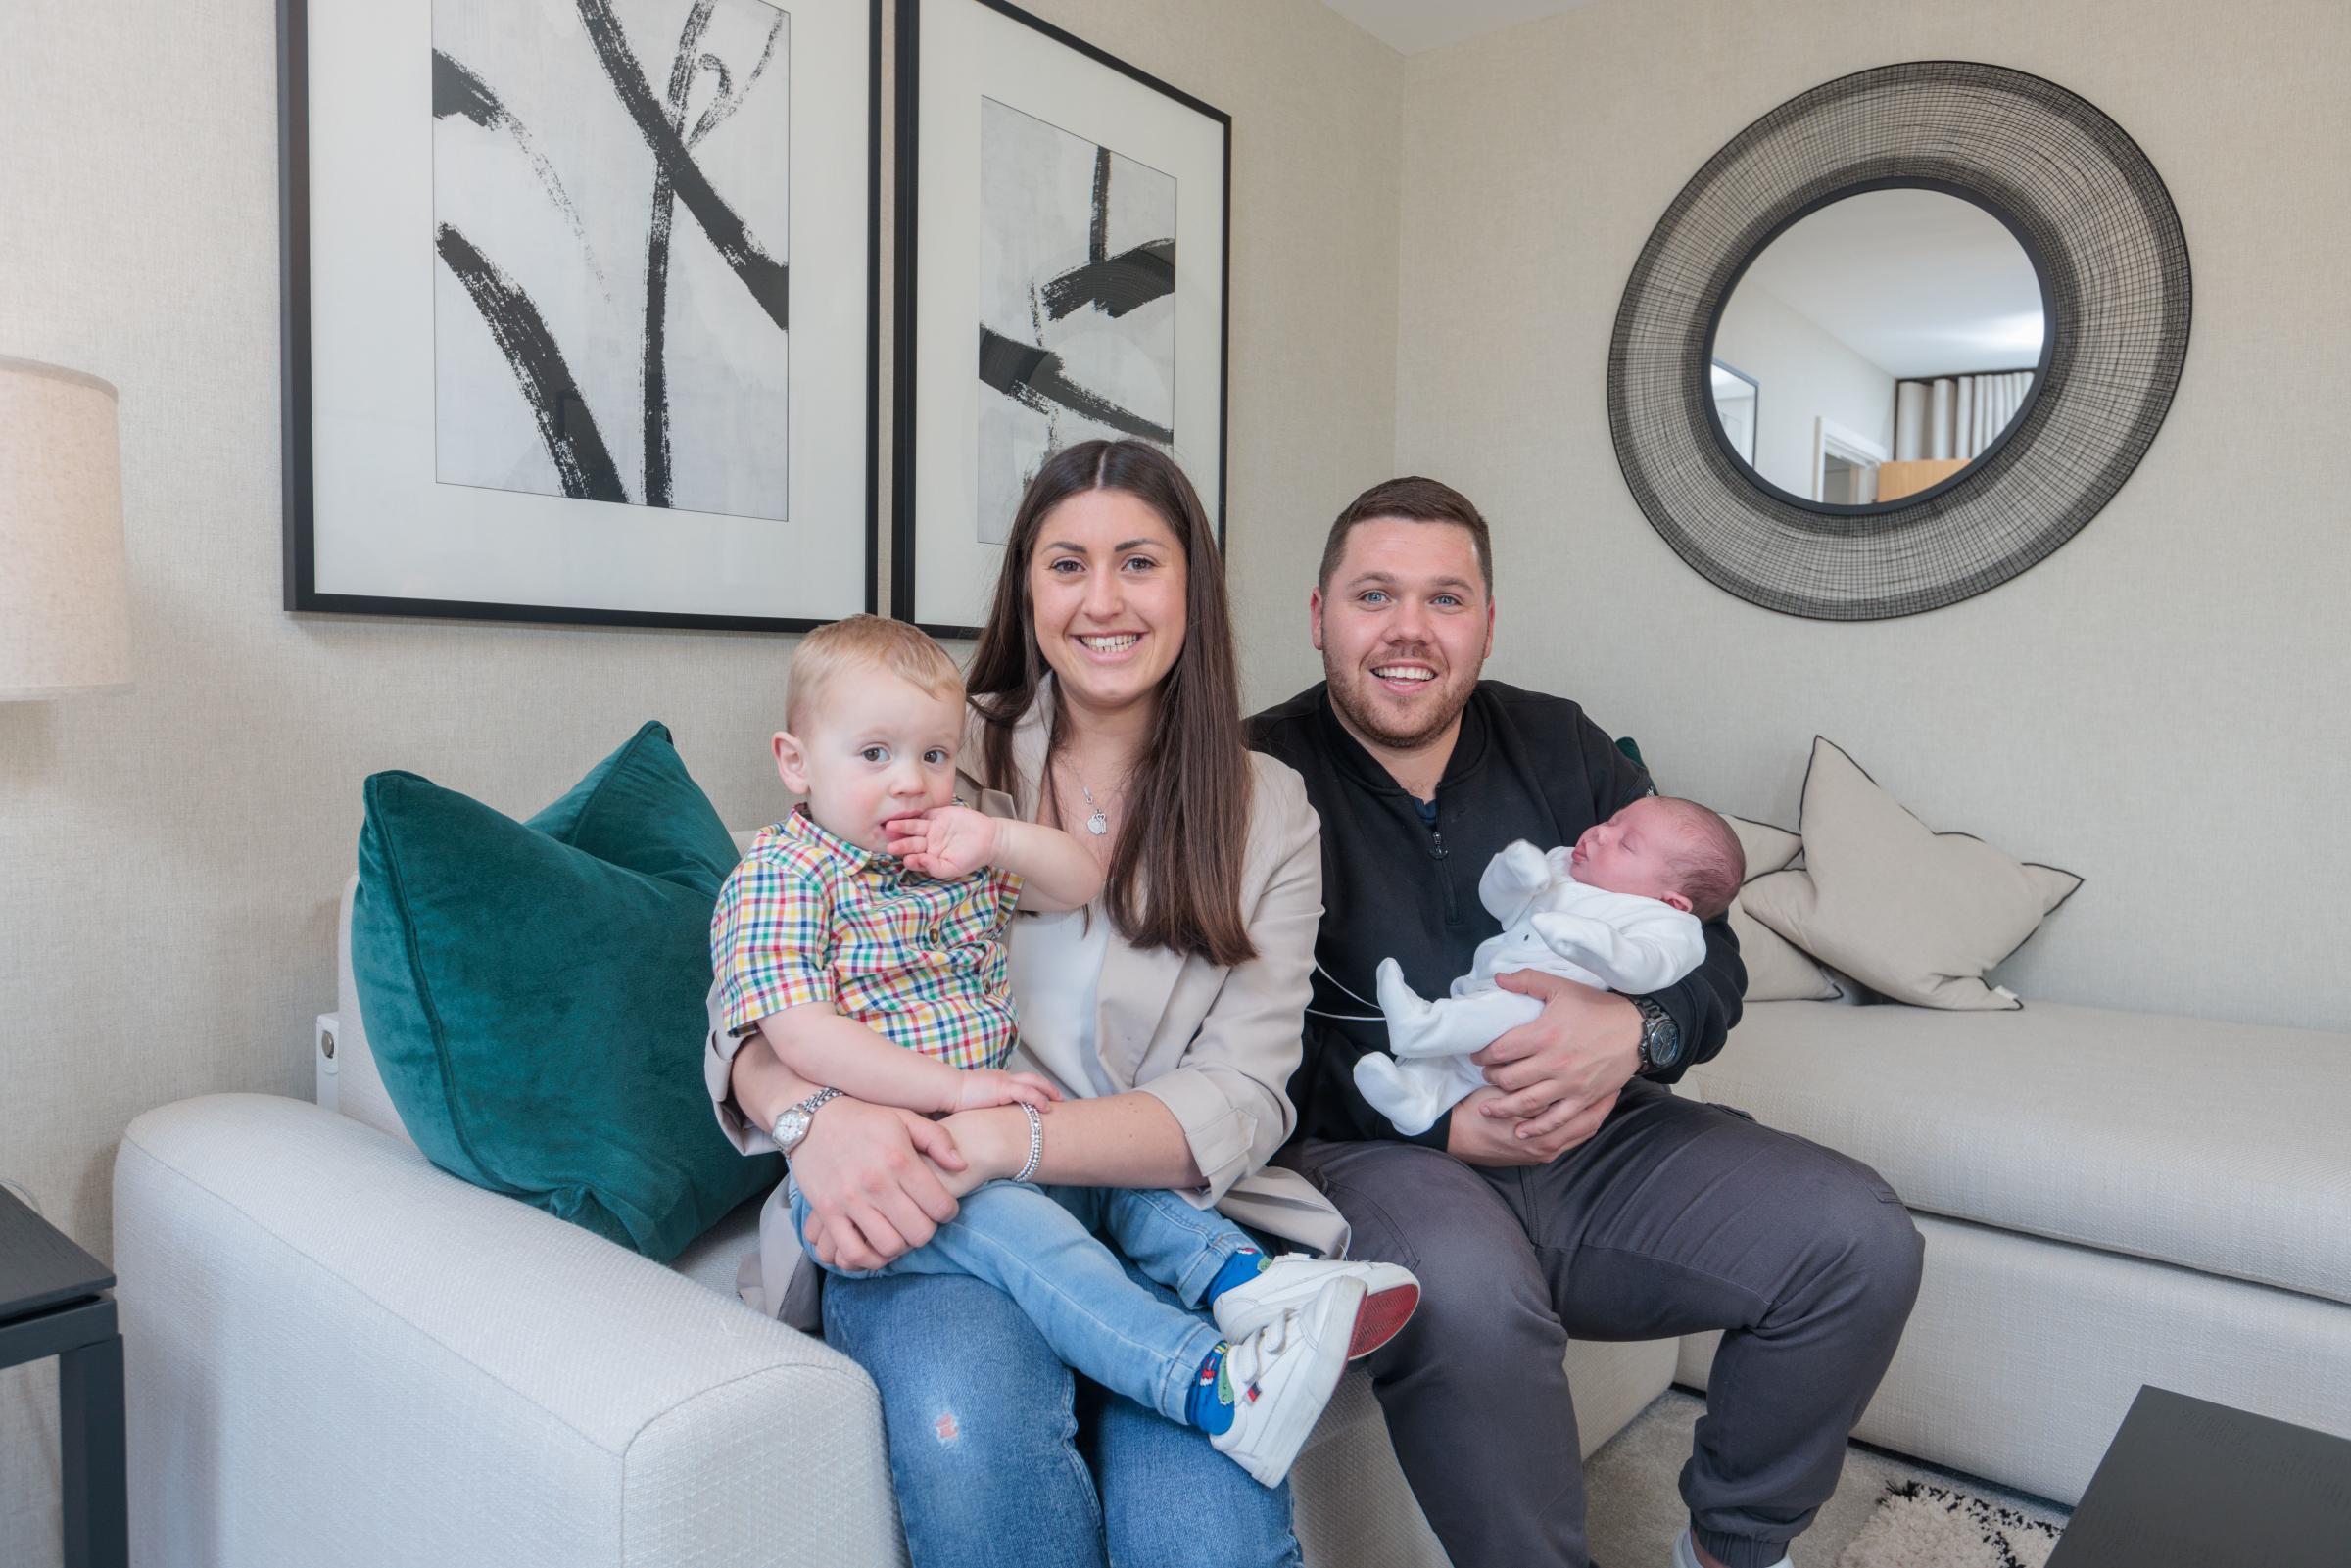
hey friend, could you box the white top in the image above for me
[1007,906,1117,1098]
[1455,841,1707,997]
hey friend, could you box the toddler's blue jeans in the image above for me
[790,1176,1253,1425]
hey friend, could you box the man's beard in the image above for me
[1324,658,1477,754]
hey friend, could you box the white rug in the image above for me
[1583,1389,2072,1566]
[1835,1482,2065,1568]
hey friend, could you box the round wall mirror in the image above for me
[1705,183,2051,513]
[1607,62,2190,620]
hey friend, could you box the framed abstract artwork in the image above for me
[281,0,879,631]
[891,0,1229,638]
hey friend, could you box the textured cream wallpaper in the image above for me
[1394,0,2351,1034]
[0,0,1399,1555]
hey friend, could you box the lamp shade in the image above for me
[0,354,131,699]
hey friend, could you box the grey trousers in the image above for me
[1281,1080,1924,1568]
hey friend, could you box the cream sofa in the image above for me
[1677,996,2351,1503]
[109,878,2351,1565]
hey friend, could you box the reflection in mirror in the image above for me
[1710,361,1757,465]
[1710,186,2044,509]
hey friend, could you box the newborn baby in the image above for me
[1359,796,1746,1135]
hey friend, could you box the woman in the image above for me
[706,440,1343,1567]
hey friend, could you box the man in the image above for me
[1248,478,1924,1568]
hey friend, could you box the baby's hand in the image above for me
[951,1069,1064,1114]
[1496,840,1554,891]
[886,805,1002,880]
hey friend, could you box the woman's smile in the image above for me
[1074,630,1146,661]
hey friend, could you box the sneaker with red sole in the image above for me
[1211,1256,1421,1361]
[1209,1275,1366,1487]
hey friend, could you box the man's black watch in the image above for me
[1631,996,1683,1077]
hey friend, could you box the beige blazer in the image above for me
[703,685,1346,1329]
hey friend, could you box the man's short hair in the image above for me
[1317,476,1495,595]
[787,614,964,733]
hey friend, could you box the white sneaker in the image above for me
[1209,1275,1366,1488]
[1213,1256,1421,1360]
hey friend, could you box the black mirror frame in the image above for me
[1607,61,2190,621]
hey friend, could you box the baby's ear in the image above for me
[773,731,810,794]
[1661,891,1693,914]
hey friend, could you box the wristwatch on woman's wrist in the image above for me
[1631,996,1682,1076]
[771,1086,842,1156]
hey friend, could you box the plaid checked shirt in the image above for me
[710,805,1024,1069]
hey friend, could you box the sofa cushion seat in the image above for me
[1679,1000,2351,1306]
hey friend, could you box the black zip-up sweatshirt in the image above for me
[1247,680,1746,1150]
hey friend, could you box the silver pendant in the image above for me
[1085,811,1109,836]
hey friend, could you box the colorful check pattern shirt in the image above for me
[711,806,1024,1069]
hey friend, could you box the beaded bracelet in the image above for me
[1013,1101,1044,1184]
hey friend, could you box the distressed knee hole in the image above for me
[933,1411,960,1444]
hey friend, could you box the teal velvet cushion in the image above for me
[352,721,779,1261]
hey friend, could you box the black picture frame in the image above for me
[279,0,884,634]
[890,0,1232,641]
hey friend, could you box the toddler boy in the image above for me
[712,615,1417,1487]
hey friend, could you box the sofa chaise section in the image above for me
[1677,999,2351,1502]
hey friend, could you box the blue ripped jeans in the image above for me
[791,1178,1245,1424]
[821,1260,1305,1568]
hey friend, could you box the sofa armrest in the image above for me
[115,1094,903,1568]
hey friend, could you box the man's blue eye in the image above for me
[1361,591,1389,605]
[1433,595,1461,607]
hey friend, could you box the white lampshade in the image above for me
[0,354,132,699]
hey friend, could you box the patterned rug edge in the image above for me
[1835,1480,2066,1568]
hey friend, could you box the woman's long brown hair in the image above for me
[966,441,1257,968]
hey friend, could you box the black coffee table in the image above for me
[0,1185,125,1567]
[2047,1384,2351,1568]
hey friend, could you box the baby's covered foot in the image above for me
[1352,1052,1440,1136]
[1353,1049,1406,1102]
[1375,957,1433,1028]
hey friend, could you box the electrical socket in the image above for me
[315,1013,341,1112]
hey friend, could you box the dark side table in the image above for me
[0,1186,126,1568]
[2047,1385,2351,1568]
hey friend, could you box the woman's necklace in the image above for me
[1061,753,1114,836]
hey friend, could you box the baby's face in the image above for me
[1567,797,1694,911]
[777,674,962,852]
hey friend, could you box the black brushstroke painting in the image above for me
[1087,145,1112,267]
[432,49,611,293]
[1039,238,1176,322]
[978,326,1175,443]
[573,0,790,333]
[976,98,1176,542]
[433,0,790,520]
[436,223,629,503]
